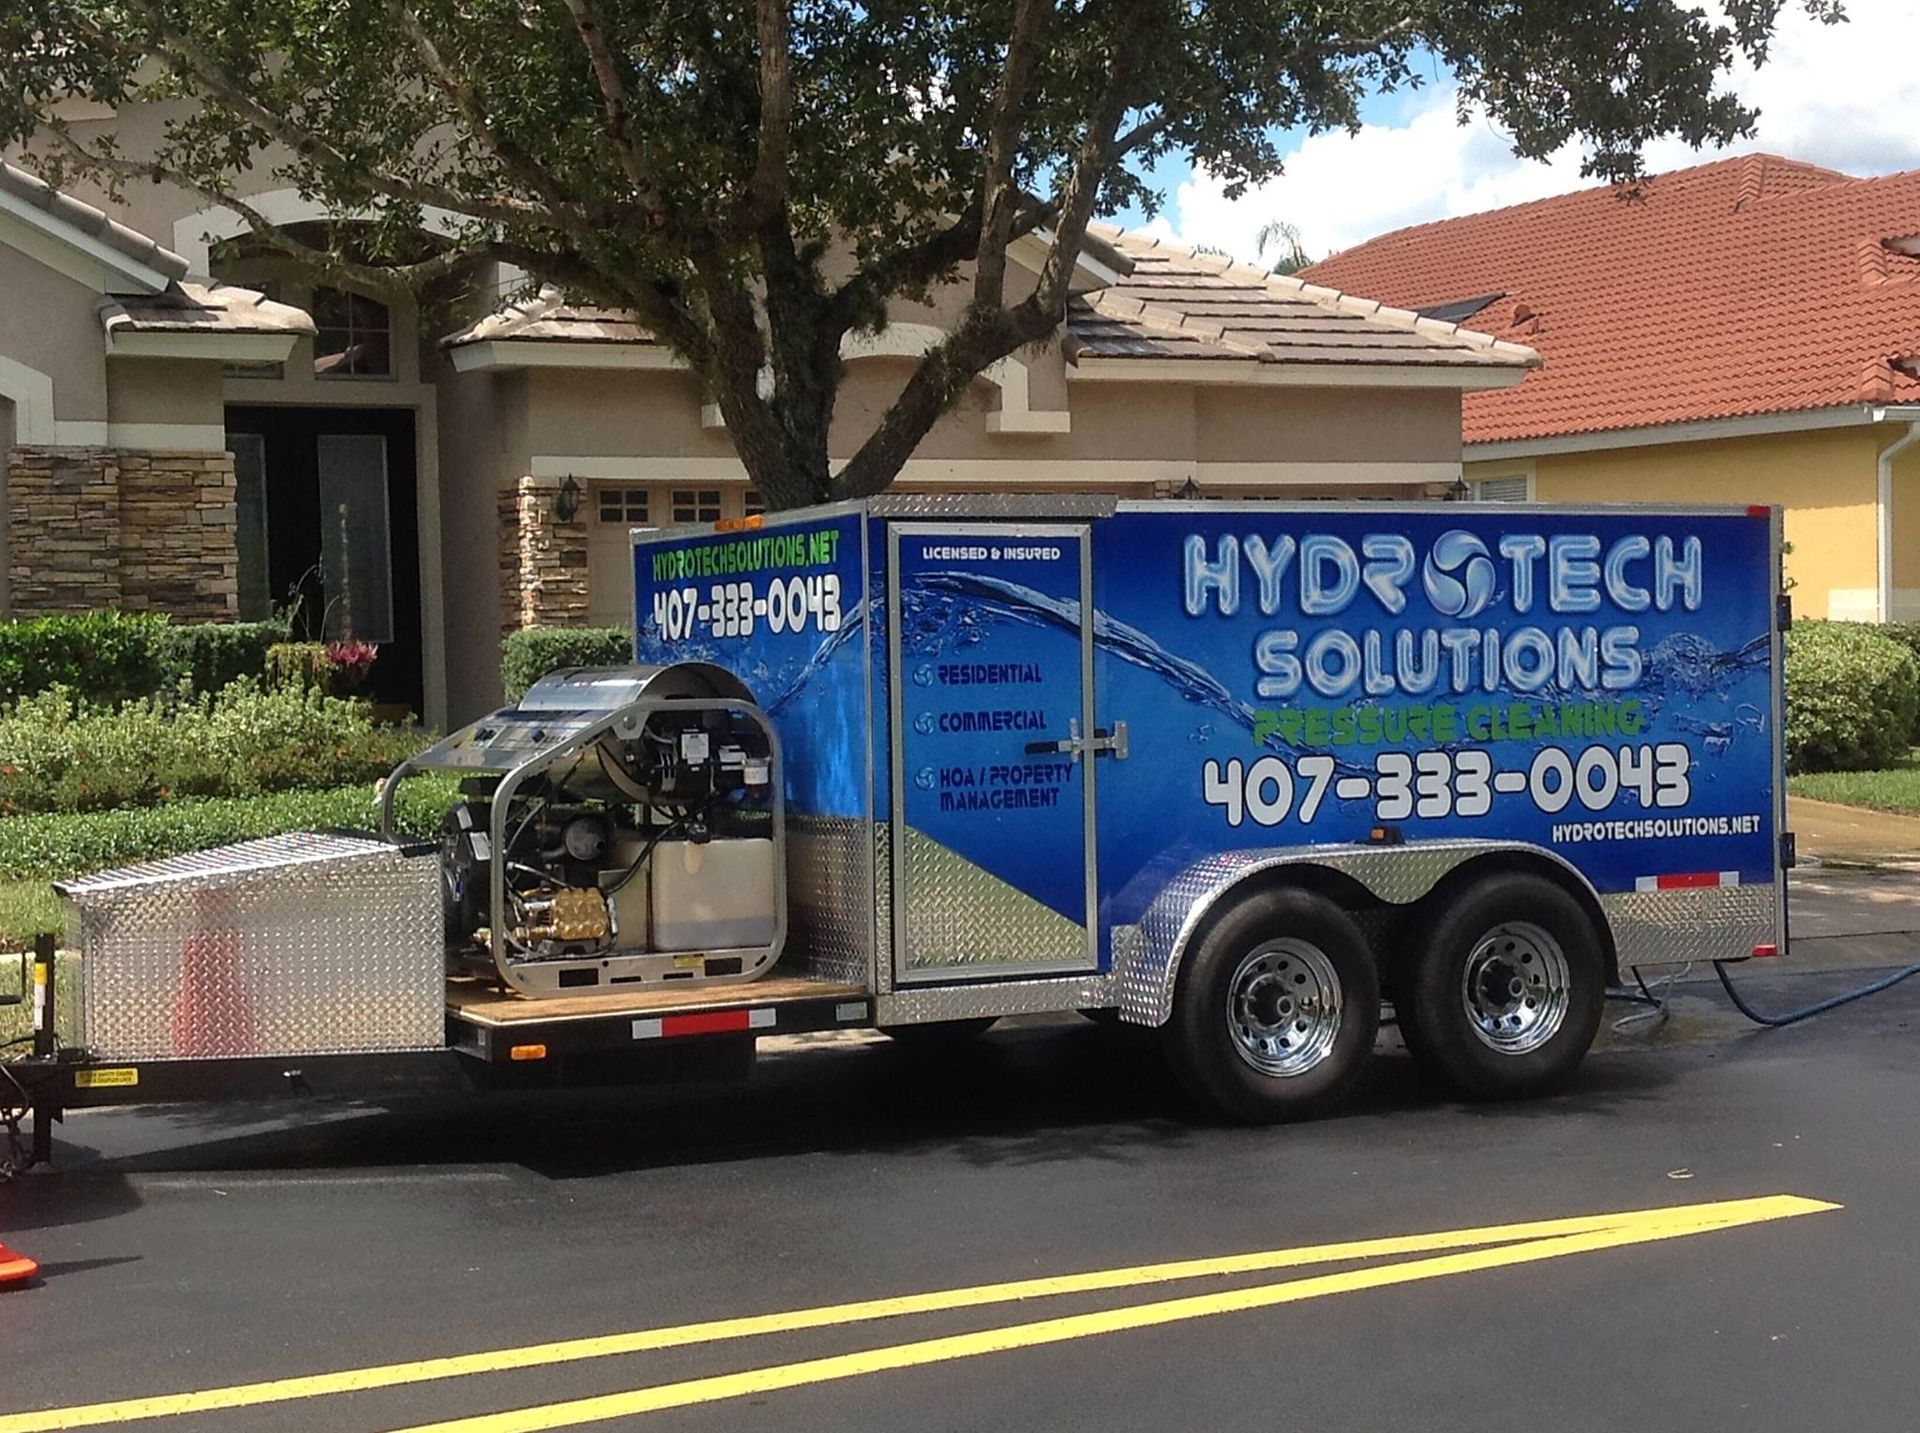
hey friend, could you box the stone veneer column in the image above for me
[117,452,239,619]
[4,446,239,619]
[5,447,123,612]
[498,473,592,633]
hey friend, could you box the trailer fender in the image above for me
[1112,841,1606,1028]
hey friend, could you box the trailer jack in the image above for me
[1,934,61,1179]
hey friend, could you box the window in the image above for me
[229,432,273,620]
[315,433,395,643]
[743,489,766,517]
[598,487,649,525]
[671,488,724,523]
[312,287,392,378]
[1471,474,1531,502]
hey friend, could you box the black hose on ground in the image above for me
[1710,959,1920,1028]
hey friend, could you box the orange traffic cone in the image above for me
[0,1240,38,1287]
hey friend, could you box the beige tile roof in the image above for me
[100,280,315,336]
[443,286,648,346]
[0,158,192,283]
[445,233,1539,378]
[1067,224,1539,371]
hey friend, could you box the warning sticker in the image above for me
[74,1067,138,1089]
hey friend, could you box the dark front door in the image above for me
[226,405,422,713]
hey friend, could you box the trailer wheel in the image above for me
[1164,887,1378,1124]
[1399,874,1605,1099]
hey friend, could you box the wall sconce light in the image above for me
[554,474,583,523]
[1176,476,1202,501]
[1444,475,1471,503]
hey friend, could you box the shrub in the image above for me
[501,626,631,702]
[0,611,175,705]
[1785,621,1920,773]
[0,611,286,705]
[266,641,335,692]
[0,777,462,881]
[157,620,287,695]
[0,680,427,815]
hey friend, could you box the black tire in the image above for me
[881,1017,998,1050]
[1398,873,1606,1099]
[1163,887,1379,1124]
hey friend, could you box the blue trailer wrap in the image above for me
[633,495,1786,1096]
[1090,505,1777,916]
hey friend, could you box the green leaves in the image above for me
[0,0,1842,502]
[1786,620,1919,774]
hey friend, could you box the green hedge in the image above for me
[501,626,631,702]
[0,777,462,881]
[0,681,426,815]
[161,621,287,695]
[1786,621,1920,773]
[0,610,287,704]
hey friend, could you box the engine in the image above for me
[384,666,784,995]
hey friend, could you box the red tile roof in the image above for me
[1300,153,1920,445]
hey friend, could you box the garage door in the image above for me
[586,483,761,628]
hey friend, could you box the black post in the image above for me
[28,933,55,1169]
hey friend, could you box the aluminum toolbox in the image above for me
[57,833,444,1061]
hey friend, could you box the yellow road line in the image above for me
[392,1196,1837,1433]
[0,1194,1835,1433]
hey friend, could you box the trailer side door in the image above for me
[887,523,1099,982]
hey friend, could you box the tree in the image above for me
[1255,219,1311,276]
[1,0,1842,509]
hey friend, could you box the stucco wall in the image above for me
[1505,426,1879,621]
[105,356,227,428]
[514,363,1464,479]
[1882,429,1920,619]
[1194,387,1461,471]
[0,242,109,424]
[437,365,530,718]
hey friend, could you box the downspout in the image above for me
[1873,406,1920,622]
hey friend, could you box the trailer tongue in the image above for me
[8,494,1788,1149]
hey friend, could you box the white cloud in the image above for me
[1167,0,1920,265]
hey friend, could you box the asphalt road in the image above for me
[4,969,1919,1433]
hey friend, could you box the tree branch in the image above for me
[834,6,1149,500]
[740,0,792,231]
[40,125,484,297]
[972,0,1054,310]
[560,0,668,219]
[388,0,584,224]
[81,0,579,232]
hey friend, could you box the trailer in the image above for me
[4,493,1788,1156]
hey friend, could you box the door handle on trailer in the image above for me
[1024,719,1128,761]
[1026,718,1085,760]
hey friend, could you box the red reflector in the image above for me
[1750,943,1779,959]
[660,1009,753,1038]
[1658,871,1722,890]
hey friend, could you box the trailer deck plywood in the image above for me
[445,973,866,1027]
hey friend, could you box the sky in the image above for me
[1121,0,1920,266]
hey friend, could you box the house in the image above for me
[1301,153,1920,624]
[0,152,1534,724]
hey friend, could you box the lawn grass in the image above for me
[0,878,61,953]
[1790,747,1920,815]
[0,879,74,1048]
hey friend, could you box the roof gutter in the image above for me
[1871,405,1920,622]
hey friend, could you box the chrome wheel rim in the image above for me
[1461,921,1570,1054]
[1227,938,1343,1078]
